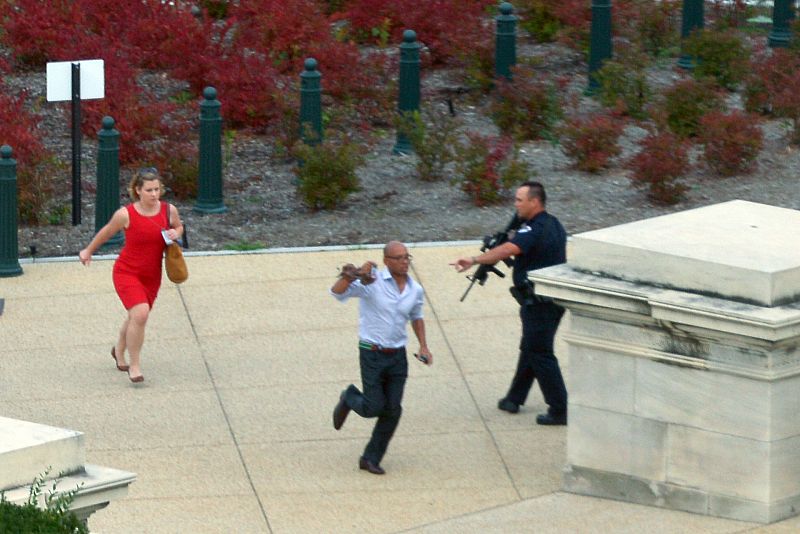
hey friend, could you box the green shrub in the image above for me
[46,204,71,226]
[0,500,87,534]
[199,0,229,19]
[698,111,763,176]
[662,78,725,138]
[395,109,460,182]
[517,0,562,42]
[147,141,199,200]
[0,469,87,534]
[594,51,651,119]
[270,91,301,161]
[791,18,800,54]
[625,0,682,57]
[224,240,267,251]
[454,133,529,206]
[455,39,495,94]
[292,133,363,210]
[490,67,563,142]
[322,0,348,15]
[17,156,68,226]
[684,29,751,90]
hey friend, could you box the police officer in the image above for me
[451,181,568,425]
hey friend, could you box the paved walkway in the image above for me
[1,243,797,533]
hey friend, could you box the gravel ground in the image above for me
[9,42,800,259]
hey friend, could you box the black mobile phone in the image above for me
[414,353,428,364]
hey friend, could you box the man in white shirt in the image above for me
[330,241,433,475]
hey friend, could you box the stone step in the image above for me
[0,416,85,491]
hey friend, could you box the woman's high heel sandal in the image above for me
[127,371,144,383]
[111,347,129,372]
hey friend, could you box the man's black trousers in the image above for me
[344,346,408,464]
[505,301,567,414]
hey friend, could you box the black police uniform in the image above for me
[505,211,568,416]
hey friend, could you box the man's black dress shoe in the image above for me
[536,412,567,426]
[497,397,520,414]
[332,390,350,430]
[359,457,385,475]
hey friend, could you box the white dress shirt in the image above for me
[331,267,424,348]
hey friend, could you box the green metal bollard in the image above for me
[393,30,422,155]
[677,0,704,70]
[0,145,22,277]
[96,116,123,247]
[299,58,323,146]
[769,0,795,48]
[495,2,517,81]
[194,86,227,214]
[587,0,612,94]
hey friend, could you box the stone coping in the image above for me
[569,200,800,307]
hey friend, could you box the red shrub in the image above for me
[1,0,209,69]
[72,40,179,164]
[0,88,64,224]
[628,131,690,205]
[231,0,332,68]
[1,2,191,163]
[228,0,385,107]
[2,0,393,134]
[454,133,525,206]
[122,2,218,73]
[305,40,386,102]
[745,49,800,144]
[333,0,494,65]
[698,111,763,176]
[0,0,87,68]
[561,113,625,173]
[0,91,47,165]
[204,53,286,130]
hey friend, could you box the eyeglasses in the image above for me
[139,167,158,175]
[385,254,413,261]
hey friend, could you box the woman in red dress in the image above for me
[79,170,183,383]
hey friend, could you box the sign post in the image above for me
[70,63,81,225]
[46,59,104,226]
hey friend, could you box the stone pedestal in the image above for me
[0,416,135,526]
[531,201,800,523]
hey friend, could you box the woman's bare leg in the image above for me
[114,317,130,367]
[125,303,150,379]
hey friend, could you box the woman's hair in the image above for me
[128,168,162,200]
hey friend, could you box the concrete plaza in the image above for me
[1,243,798,533]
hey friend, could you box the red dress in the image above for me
[113,203,168,309]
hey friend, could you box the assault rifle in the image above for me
[460,213,522,302]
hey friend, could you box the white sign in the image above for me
[46,59,105,102]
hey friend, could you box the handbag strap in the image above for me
[142,201,188,248]
[162,201,170,230]
[140,201,170,231]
